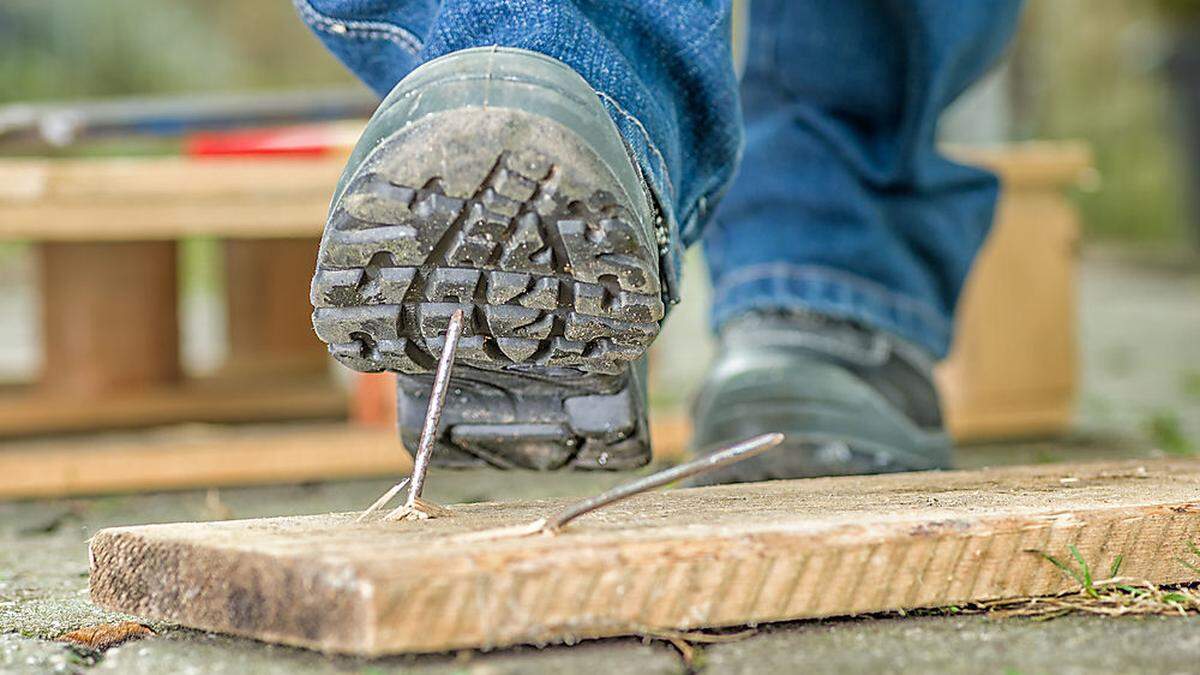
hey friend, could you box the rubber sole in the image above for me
[311,145,663,376]
[395,364,651,470]
[310,75,663,470]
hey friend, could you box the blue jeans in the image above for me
[295,0,1021,358]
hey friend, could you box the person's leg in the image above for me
[294,1,741,469]
[295,0,742,296]
[691,0,1023,482]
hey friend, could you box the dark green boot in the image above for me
[689,311,952,484]
[310,48,664,470]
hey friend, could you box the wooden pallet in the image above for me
[939,143,1091,440]
[0,156,343,436]
[0,377,345,439]
[0,423,402,500]
[0,416,689,499]
[0,143,1090,440]
[90,458,1200,655]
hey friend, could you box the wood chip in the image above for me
[58,622,154,652]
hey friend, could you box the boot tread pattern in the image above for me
[311,149,663,377]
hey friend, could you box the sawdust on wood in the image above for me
[58,622,155,652]
[384,497,453,521]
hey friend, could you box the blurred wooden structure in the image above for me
[0,156,349,436]
[353,141,1093,446]
[938,142,1092,441]
[0,139,1089,497]
[0,423,405,500]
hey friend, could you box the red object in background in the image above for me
[354,373,398,429]
[185,124,357,157]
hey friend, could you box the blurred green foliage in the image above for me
[1015,0,1194,244]
[0,0,353,103]
[1154,0,1200,19]
[1143,409,1196,455]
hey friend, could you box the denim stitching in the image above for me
[293,0,422,55]
[712,262,951,332]
[593,90,676,201]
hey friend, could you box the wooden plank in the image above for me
[0,157,342,240]
[0,201,330,240]
[0,375,346,438]
[222,238,327,377]
[947,140,1093,189]
[0,413,688,498]
[0,423,406,499]
[90,458,1200,655]
[39,241,180,395]
[0,156,343,202]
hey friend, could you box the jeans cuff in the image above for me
[710,263,953,358]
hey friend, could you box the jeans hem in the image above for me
[710,263,952,358]
[295,1,689,306]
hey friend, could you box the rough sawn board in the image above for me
[89,459,1200,655]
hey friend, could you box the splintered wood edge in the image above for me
[88,460,1200,656]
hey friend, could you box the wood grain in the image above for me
[90,458,1200,655]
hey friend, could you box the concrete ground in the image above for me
[4,466,1200,675]
[1,249,1197,674]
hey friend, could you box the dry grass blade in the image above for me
[951,542,1200,620]
[980,580,1200,619]
[636,627,758,669]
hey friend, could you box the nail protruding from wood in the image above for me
[543,432,785,533]
[407,308,464,505]
[383,308,465,522]
[454,432,786,542]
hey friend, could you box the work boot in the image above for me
[311,48,664,470]
[689,311,952,484]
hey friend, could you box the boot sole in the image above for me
[310,51,663,469]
